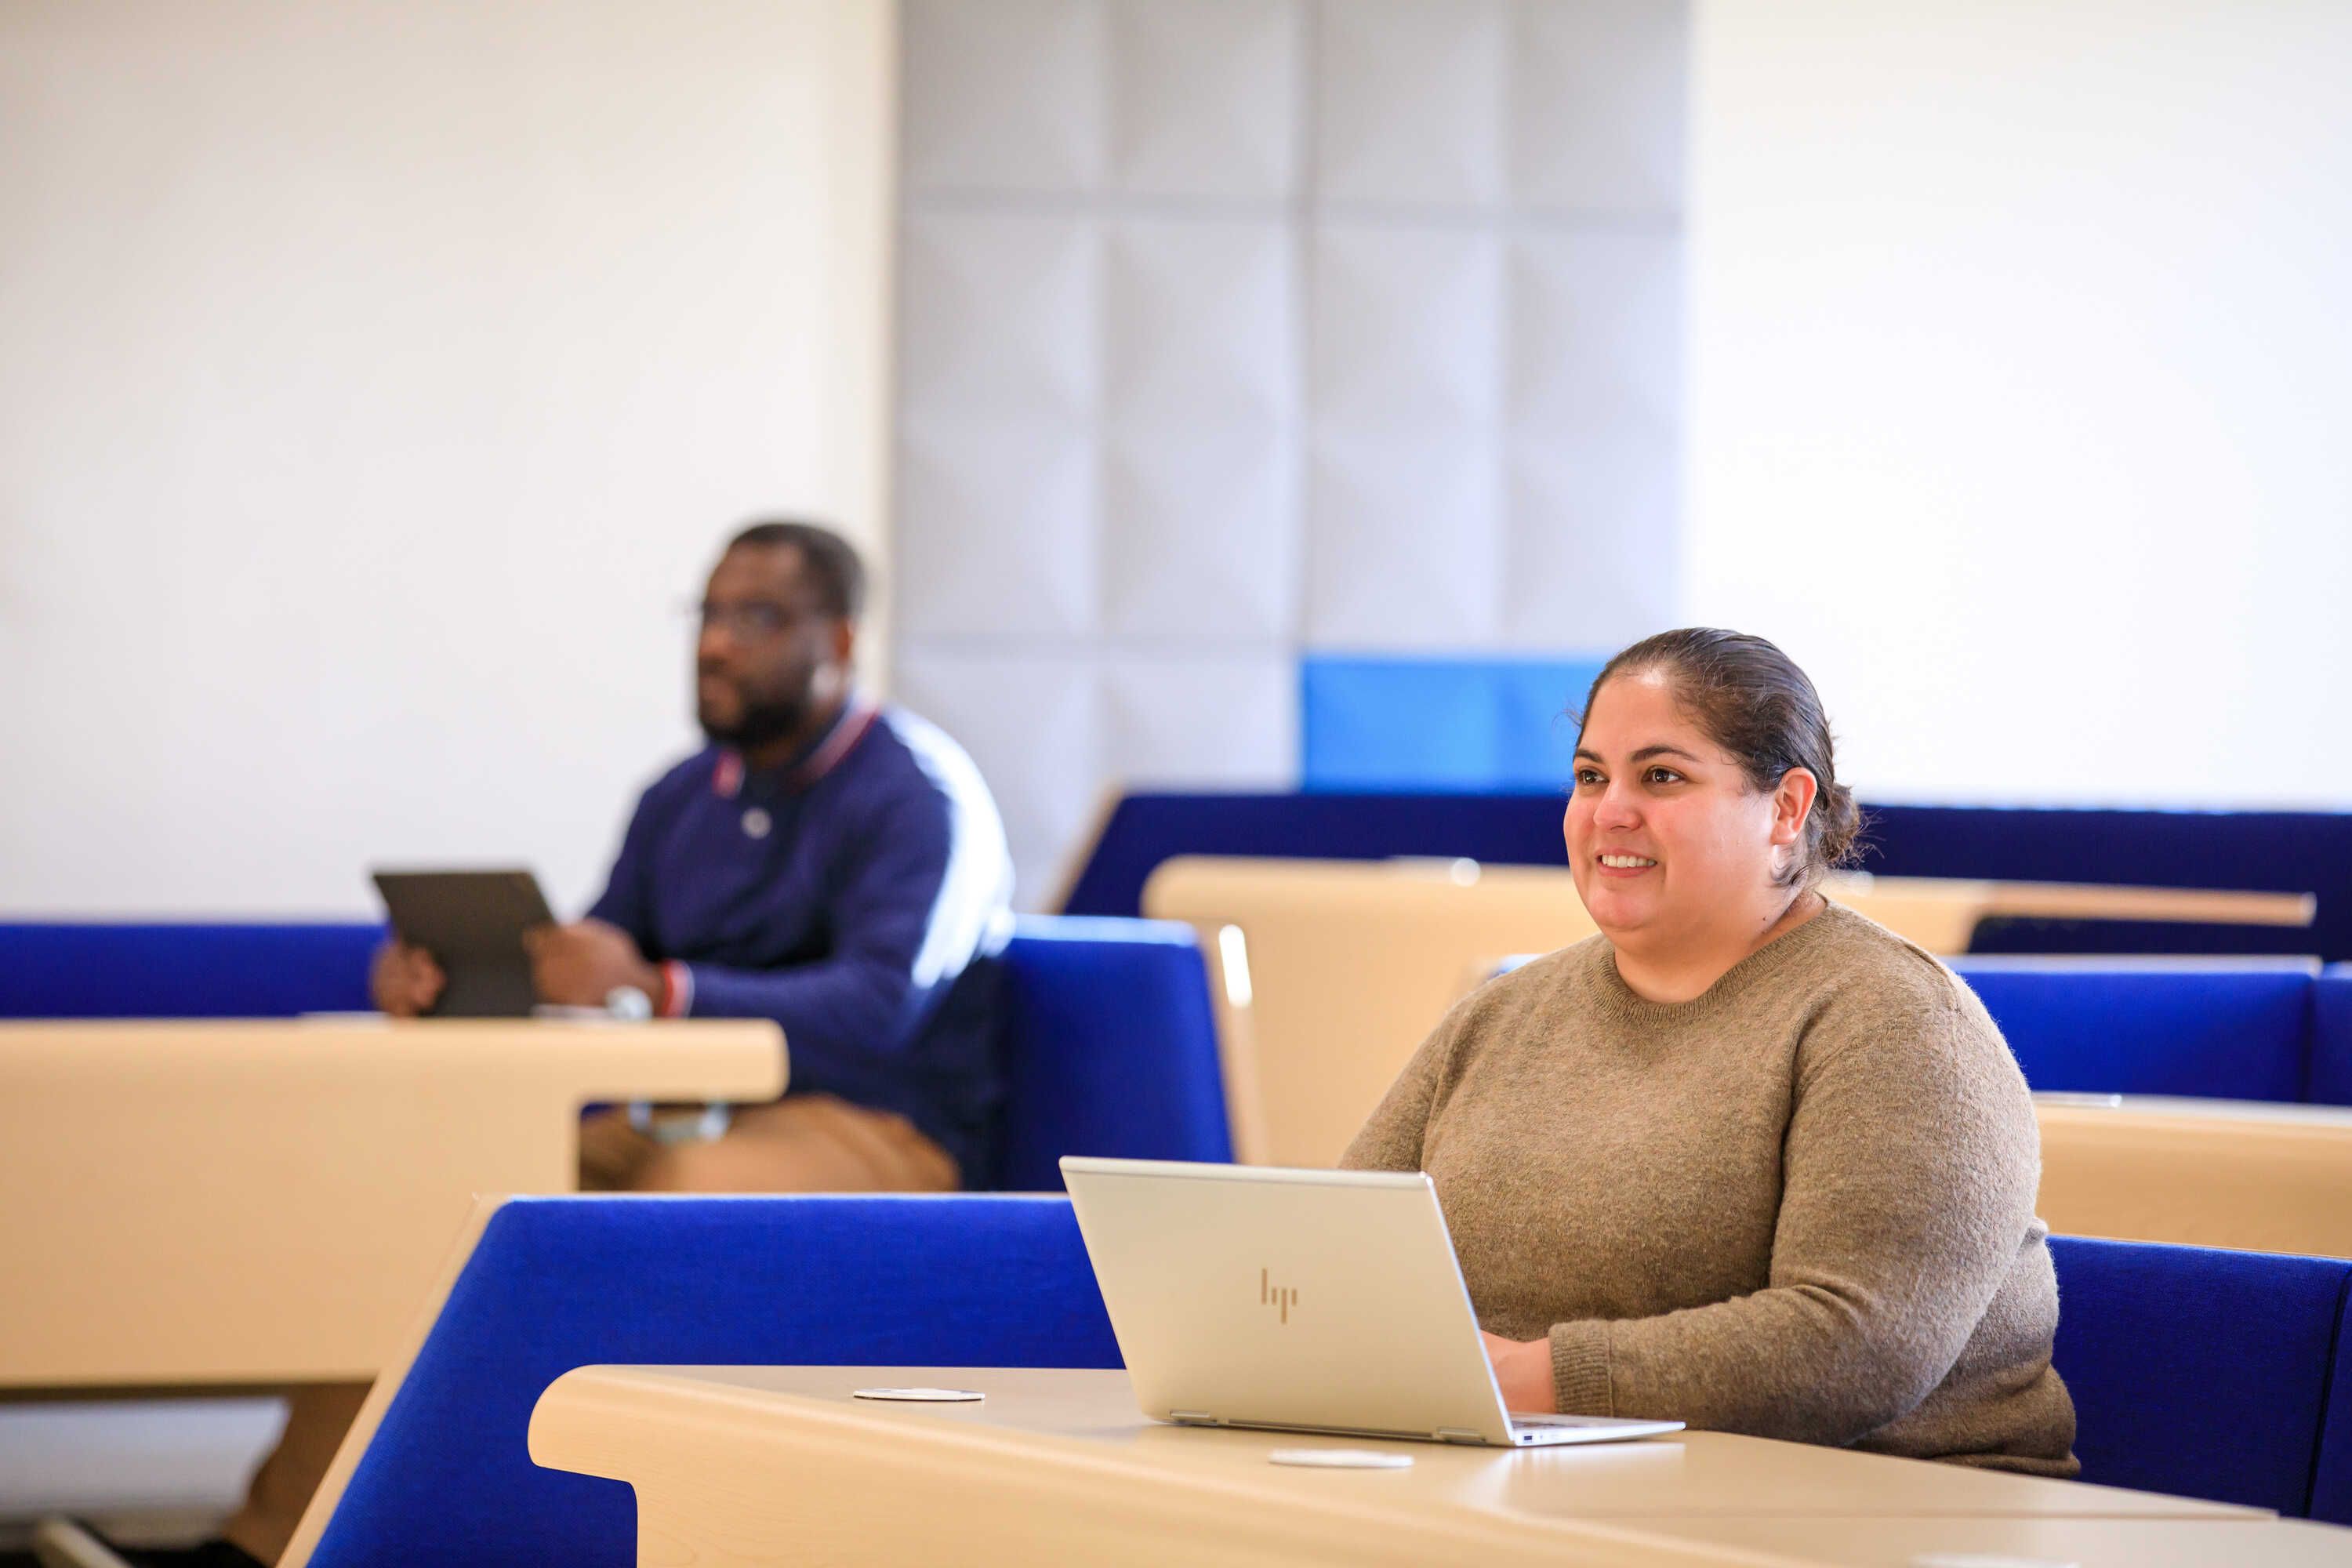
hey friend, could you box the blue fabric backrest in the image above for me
[1951,960,2317,1102]
[310,1194,1120,1568]
[995,916,1232,1190]
[2312,1269,2352,1525]
[2049,1235,2352,1515]
[2310,965,2352,1107]
[0,921,380,1018]
[1058,793,2352,962]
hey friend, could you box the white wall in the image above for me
[1686,0,2352,808]
[0,0,893,915]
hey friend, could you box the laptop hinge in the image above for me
[1435,1428,1486,1445]
[1168,1410,1221,1426]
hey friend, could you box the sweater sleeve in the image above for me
[1546,989,2042,1444]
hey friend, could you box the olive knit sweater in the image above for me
[1341,900,2078,1475]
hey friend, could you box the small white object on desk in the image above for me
[851,1387,984,1403]
[1267,1448,1413,1470]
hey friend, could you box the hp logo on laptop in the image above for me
[1260,1267,1298,1325]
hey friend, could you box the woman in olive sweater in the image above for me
[1343,629,2077,1475]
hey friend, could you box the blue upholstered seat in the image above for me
[2049,1235,2352,1515]
[2309,965,2352,1106]
[1951,960,2317,1102]
[307,1194,1119,1568]
[2312,1280,2352,1526]
[995,916,1232,1189]
[0,921,380,1018]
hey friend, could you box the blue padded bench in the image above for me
[1950,959,2319,1103]
[2049,1235,2352,1519]
[0,921,381,1018]
[1062,792,2352,962]
[2311,965,2352,1107]
[301,1207,2352,1564]
[303,1194,1119,1568]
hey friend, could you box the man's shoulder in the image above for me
[853,706,997,810]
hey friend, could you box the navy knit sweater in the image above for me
[588,698,1014,1181]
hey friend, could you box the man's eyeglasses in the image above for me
[685,601,804,639]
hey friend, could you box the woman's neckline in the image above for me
[1597,894,1845,1021]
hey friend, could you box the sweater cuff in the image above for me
[1548,1320,1613,1417]
[659,960,694,1018]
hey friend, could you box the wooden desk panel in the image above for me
[2036,1095,2352,1255]
[529,1367,2260,1568]
[0,1019,784,1388]
[1635,1514,2352,1566]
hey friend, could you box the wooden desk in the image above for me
[2035,1094,2352,1256]
[529,1366,2270,1568]
[0,1018,785,1388]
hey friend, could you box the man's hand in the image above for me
[372,940,445,1017]
[524,918,662,1008]
[1480,1330,1559,1416]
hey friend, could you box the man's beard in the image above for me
[699,686,815,753]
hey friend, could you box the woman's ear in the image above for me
[1771,768,1819,848]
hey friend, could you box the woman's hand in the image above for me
[1480,1330,1558,1415]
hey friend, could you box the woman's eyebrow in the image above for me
[1628,744,1704,764]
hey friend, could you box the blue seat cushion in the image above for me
[2049,1235,2352,1515]
[1953,962,2314,1101]
[312,1194,1120,1568]
[2311,1266,2352,1526]
[2309,966,2352,1106]
[0,922,380,1018]
[994,916,1232,1190]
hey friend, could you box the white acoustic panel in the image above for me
[898,212,1100,430]
[1102,425,1298,638]
[1104,218,1296,430]
[1501,424,1678,648]
[892,648,1102,908]
[1102,654,1298,784]
[1312,225,1503,431]
[1305,426,1501,647]
[1316,0,1508,208]
[1508,230,1682,438]
[902,0,1105,194]
[895,421,1098,637]
[894,0,1687,895]
[1512,0,1689,213]
[1107,0,1301,199]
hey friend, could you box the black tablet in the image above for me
[370,868,554,1018]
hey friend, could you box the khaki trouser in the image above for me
[221,1096,959,1564]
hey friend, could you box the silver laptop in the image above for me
[1060,1156,1686,1449]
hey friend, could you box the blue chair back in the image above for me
[310,1194,1119,1568]
[0,921,379,1018]
[2312,1284,2352,1526]
[995,916,1232,1190]
[1953,960,2315,1102]
[2309,965,2352,1106]
[2049,1234,2352,1515]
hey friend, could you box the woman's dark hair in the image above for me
[1576,628,1864,888]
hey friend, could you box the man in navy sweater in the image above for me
[201,523,1012,1568]
[373,518,1014,1192]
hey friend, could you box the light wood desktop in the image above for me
[0,1018,785,1389]
[2034,1094,2352,1256]
[1142,855,2316,1167]
[527,1365,2307,1568]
